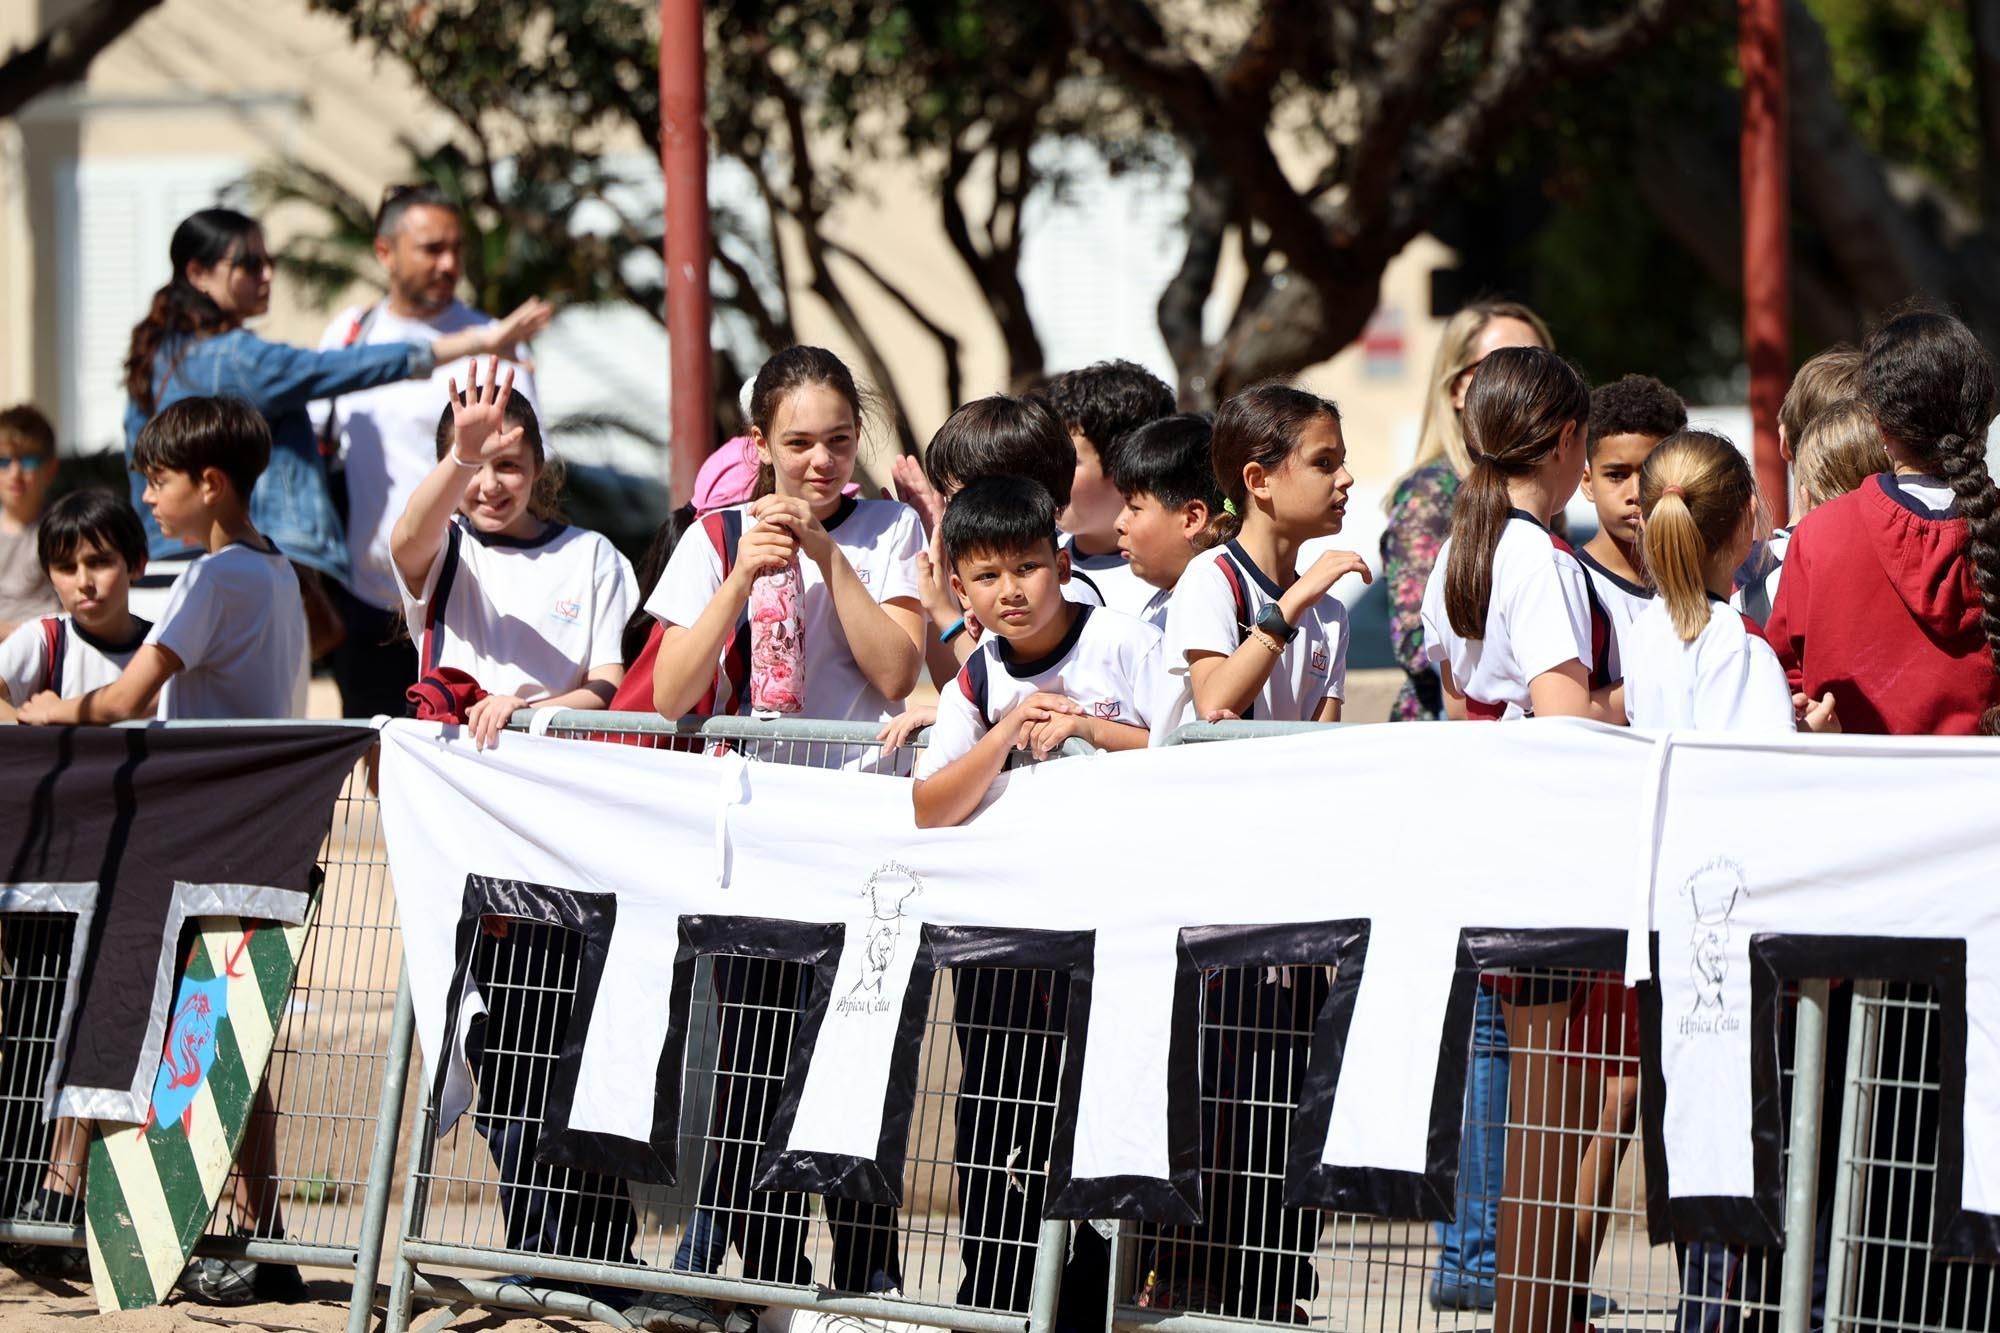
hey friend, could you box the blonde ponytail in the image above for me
[1639,431,1759,642]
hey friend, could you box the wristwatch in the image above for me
[1253,602,1299,645]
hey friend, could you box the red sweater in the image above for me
[1765,474,2000,735]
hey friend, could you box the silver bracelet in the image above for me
[449,446,482,469]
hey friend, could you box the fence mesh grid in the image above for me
[0,715,1982,1333]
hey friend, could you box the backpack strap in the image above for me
[690,510,752,717]
[422,524,464,675]
[1211,553,1257,721]
[957,650,993,730]
[39,617,65,694]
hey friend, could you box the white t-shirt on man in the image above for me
[311,300,539,612]
[0,613,153,705]
[150,540,310,720]
[915,604,1161,780]
[1623,598,1794,734]
[1151,541,1349,743]
[1421,513,1598,719]
[646,497,923,724]
[398,517,635,701]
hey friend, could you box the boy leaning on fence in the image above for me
[910,475,1155,1321]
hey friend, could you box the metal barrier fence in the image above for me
[0,717,412,1333]
[0,714,1984,1333]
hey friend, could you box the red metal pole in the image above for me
[1740,0,1790,520]
[661,0,713,508]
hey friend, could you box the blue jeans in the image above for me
[1435,983,1508,1291]
[672,1207,729,1274]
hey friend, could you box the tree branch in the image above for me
[1158,143,1231,404]
[0,0,165,120]
[821,238,964,416]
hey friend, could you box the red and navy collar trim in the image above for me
[1221,539,1284,600]
[1505,507,1549,531]
[996,603,1093,679]
[824,494,860,533]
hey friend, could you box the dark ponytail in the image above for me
[1208,384,1341,545]
[123,209,259,416]
[1442,346,1590,639]
[1862,310,2000,733]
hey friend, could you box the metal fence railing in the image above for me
[383,711,1088,1333]
[0,713,1985,1333]
[0,718,412,1333]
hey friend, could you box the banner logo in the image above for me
[849,860,923,1001]
[1681,857,1746,1032]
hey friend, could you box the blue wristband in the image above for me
[939,616,967,644]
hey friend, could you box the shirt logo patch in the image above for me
[1309,643,1330,675]
[857,569,871,585]
[551,598,582,625]
[1090,700,1122,719]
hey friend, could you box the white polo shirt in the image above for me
[0,614,153,706]
[399,517,635,701]
[1151,541,1349,742]
[312,300,539,612]
[151,540,310,720]
[647,497,923,724]
[1575,548,1652,681]
[915,604,1161,779]
[1421,512,1600,719]
[1623,597,1794,734]
[1060,537,1157,619]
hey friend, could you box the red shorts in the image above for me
[1567,973,1642,1070]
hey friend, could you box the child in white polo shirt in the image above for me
[0,490,152,714]
[910,473,1155,1321]
[914,474,1157,824]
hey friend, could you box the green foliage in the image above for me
[1812,0,1978,202]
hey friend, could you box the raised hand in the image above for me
[890,454,946,534]
[486,298,554,358]
[1297,548,1373,602]
[447,358,524,465]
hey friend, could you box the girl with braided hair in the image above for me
[1765,309,2000,735]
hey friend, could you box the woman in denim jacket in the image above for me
[122,208,548,629]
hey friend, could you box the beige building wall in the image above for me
[2,0,1449,496]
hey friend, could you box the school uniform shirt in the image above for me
[1622,598,1793,734]
[150,540,310,720]
[1575,549,1651,681]
[647,496,923,723]
[1059,536,1155,618]
[400,517,636,701]
[311,301,540,613]
[1150,541,1350,743]
[914,604,1161,779]
[0,613,153,704]
[1138,585,1172,632]
[1765,472,2000,735]
[1420,511,1601,720]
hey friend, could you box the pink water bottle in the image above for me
[749,558,807,717]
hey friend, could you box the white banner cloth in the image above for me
[376,718,2000,1239]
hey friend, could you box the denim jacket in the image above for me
[123,329,424,583]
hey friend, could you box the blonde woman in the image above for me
[1380,301,1552,724]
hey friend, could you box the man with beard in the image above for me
[311,185,543,716]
